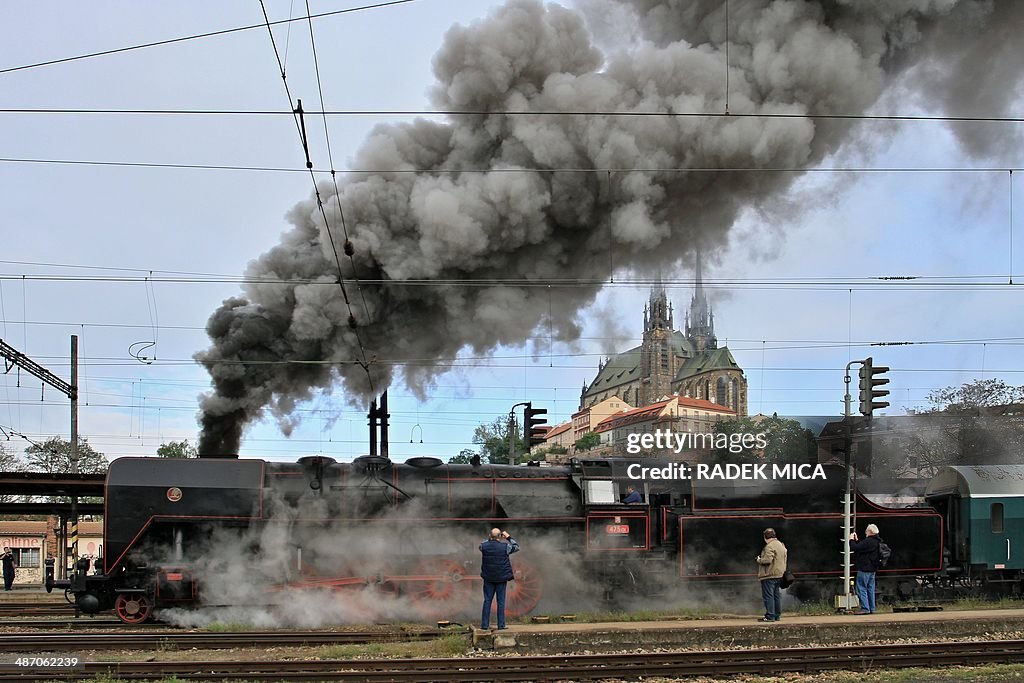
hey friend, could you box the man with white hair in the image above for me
[479,527,520,630]
[849,524,881,614]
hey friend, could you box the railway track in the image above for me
[2,638,1022,681]
[0,627,464,652]
[0,602,75,617]
[0,618,126,629]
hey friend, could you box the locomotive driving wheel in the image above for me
[114,593,153,624]
[407,559,472,619]
[503,561,542,617]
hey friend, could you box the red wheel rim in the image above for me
[114,593,153,624]
[407,559,472,619]
[503,561,542,617]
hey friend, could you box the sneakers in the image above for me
[758,617,776,622]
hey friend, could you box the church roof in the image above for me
[674,346,742,381]
[584,331,697,398]
[585,346,642,395]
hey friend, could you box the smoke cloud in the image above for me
[155,496,607,628]
[196,0,1023,454]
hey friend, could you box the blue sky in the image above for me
[1,1,1021,464]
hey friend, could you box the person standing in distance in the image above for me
[1,547,15,591]
[755,528,788,622]
[479,528,519,630]
[849,523,881,614]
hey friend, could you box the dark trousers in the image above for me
[761,578,782,620]
[481,581,508,629]
[3,569,13,591]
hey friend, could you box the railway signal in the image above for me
[858,357,890,416]
[523,403,549,448]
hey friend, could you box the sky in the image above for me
[1,0,1022,465]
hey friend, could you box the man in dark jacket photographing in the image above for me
[479,528,520,630]
[849,524,881,614]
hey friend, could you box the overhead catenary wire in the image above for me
[2,272,1022,291]
[257,0,375,394]
[2,156,1021,177]
[3,107,1024,124]
[0,0,420,75]
[303,0,374,339]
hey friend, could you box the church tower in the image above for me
[639,279,676,405]
[685,251,717,353]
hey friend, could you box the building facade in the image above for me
[592,395,737,459]
[0,519,103,586]
[580,256,748,415]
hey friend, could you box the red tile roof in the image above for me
[594,396,735,431]
[544,422,572,439]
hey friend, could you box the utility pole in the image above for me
[839,359,857,612]
[837,357,890,612]
[508,402,530,466]
[0,336,79,577]
[70,336,79,573]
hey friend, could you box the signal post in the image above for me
[837,357,889,611]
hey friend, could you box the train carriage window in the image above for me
[992,503,1005,534]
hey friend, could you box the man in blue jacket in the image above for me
[849,524,881,614]
[479,528,520,630]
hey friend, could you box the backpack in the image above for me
[875,540,892,569]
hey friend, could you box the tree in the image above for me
[574,431,601,452]
[0,443,24,503]
[884,379,1024,473]
[0,442,22,472]
[923,379,1024,413]
[448,449,476,464]
[157,440,198,458]
[451,417,526,465]
[712,416,815,464]
[23,437,108,474]
[472,417,525,465]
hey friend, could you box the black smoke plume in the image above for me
[196,0,1023,455]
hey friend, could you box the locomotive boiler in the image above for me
[50,454,951,624]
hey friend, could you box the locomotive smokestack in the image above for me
[380,391,390,459]
[196,0,1024,453]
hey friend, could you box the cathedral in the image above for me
[579,257,748,414]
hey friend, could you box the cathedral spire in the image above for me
[645,273,671,331]
[687,249,717,351]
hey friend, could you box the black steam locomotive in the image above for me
[51,454,1004,624]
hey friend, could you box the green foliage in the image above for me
[925,379,1024,413]
[873,379,1024,474]
[157,439,198,458]
[712,415,815,464]
[474,417,525,464]
[0,441,22,472]
[447,449,476,464]
[450,417,525,465]
[23,436,108,473]
[574,431,601,452]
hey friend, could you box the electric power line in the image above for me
[0,0,420,75]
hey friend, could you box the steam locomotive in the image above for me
[47,455,1023,624]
